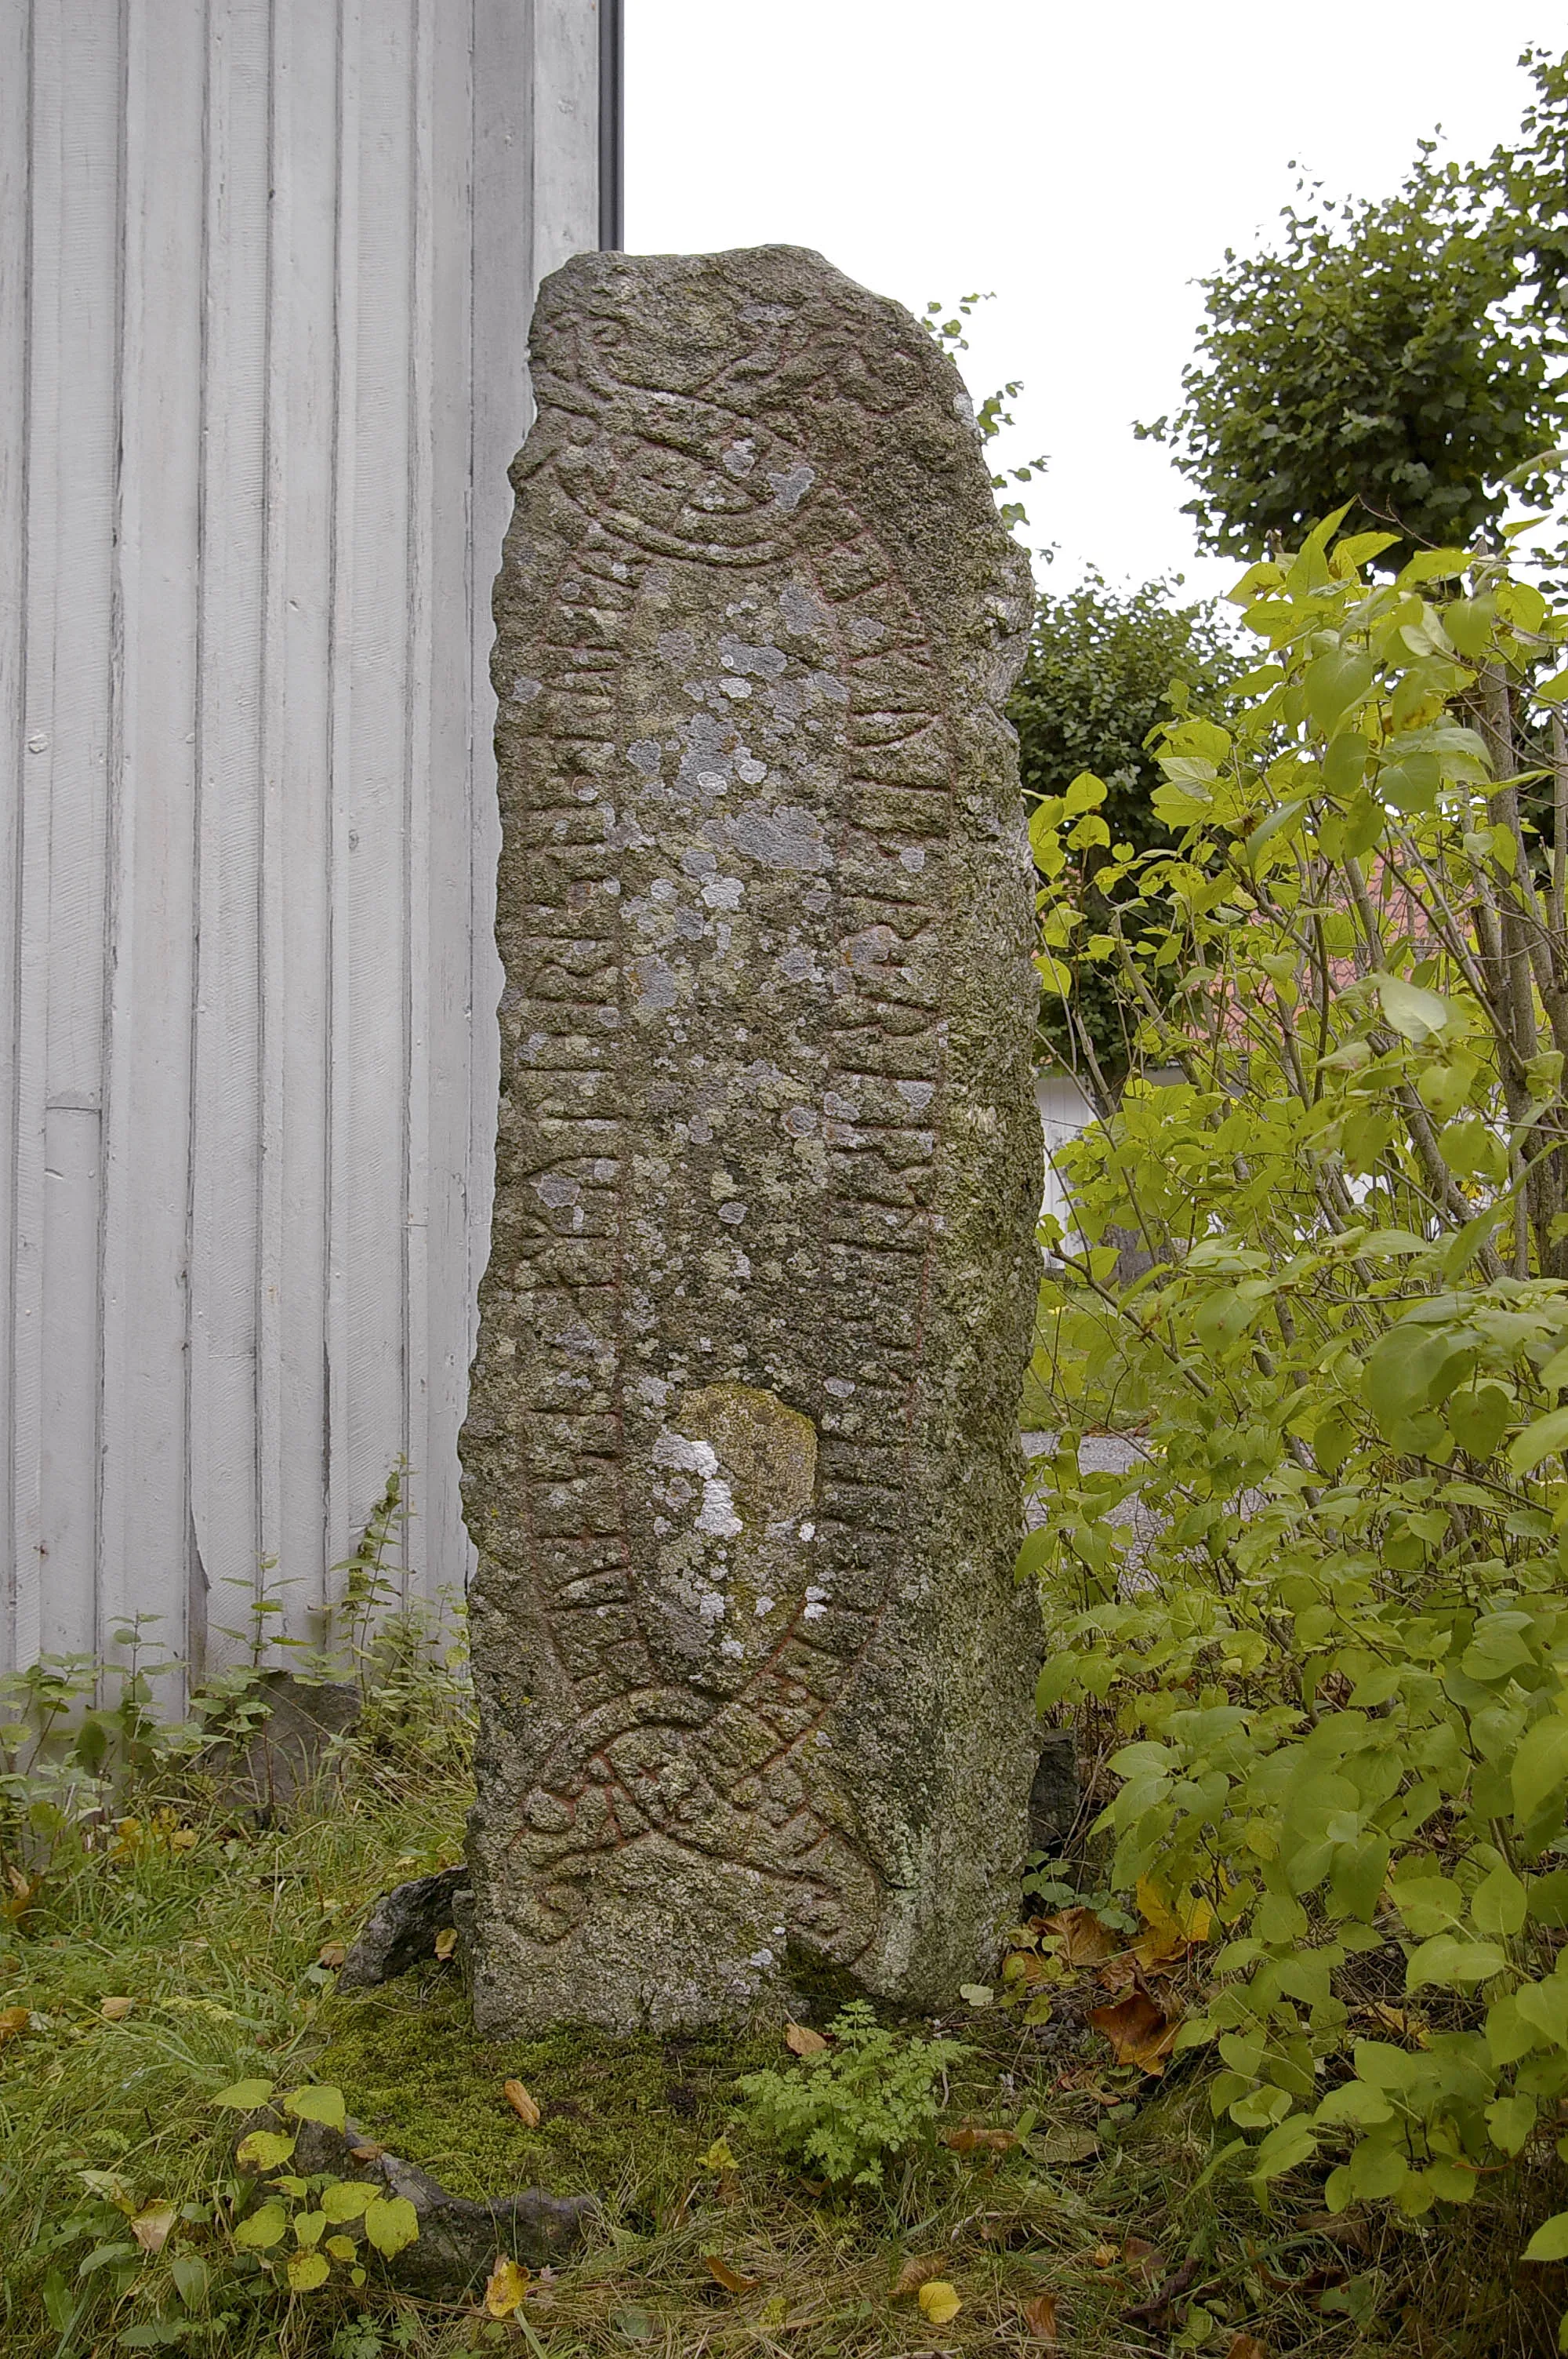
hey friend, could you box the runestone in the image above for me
[462,245,1042,2034]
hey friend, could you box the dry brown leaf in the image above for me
[1131,1923,1195,1976]
[1228,2338,1269,2359]
[129,2201,176,2255]
[484,2256,530,2318]
[1091,2242,1119,2270]
[1053,2063,1120,2105]
[1367,2001,1430,2046]
[434,1926,459,1961]
[1042,1904,1123,1968]
[892,2253,943,2296]
[1021,2289,1061,2345]
[942,2125,1019,2154]
[0,2005,30,2046]
[503,2078,541,2128]
[1004,1946,1063,1990]
[100,1995,135,2022]
[1027,2125,1099,2167]
[1123,2236,1163,2283]
[350,2142,386,2162]
[317,1940,346,1969]
[783,2021,828,2056]
[704,2253,760,2295]
[1088,1988,1179,2075]
[1297,2209,1369,2251]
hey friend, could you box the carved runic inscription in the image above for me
[462,246,1043,2034]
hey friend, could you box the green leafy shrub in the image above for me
[1013,573,1242,1083]
[1025,511,1568,2313]
[216,2079,418,2298]
[738,2004,967,2188]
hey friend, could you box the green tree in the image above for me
[1144,49,1568,565]
[1011,575,1241,1092]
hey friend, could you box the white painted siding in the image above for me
[1036,1070,1095,1239]
[2,0,606,1682]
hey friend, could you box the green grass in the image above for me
[2,1703,1563,2358]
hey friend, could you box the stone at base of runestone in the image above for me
[337,1865,471,1990]
[1027,1732,1081,1855]
[245,2109,592,2296]
[205,1672,361,1823]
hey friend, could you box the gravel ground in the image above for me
[1022,1429,1164,1573]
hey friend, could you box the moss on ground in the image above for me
[313,1968,781,2207]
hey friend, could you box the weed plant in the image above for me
[2,1615,1555,2356]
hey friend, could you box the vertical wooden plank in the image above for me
[413,0,478,1612]
[0,0,32,1669]
[29,0,122,1659]
[400,0,434,1608]
[256,0,339,1634]
[532,0,599,280]
[189,0,272,1644]
[328,0,416,1598]
[10,0,60,1675]
[325,0,360,1612]
[466,0,535,1597]
[97,0,207,1676]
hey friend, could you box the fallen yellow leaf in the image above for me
[317,1941,346,1969]
[484,2255,530,2318]
[434,1927,459,1961]
[1228,2338,1269,2359]
[130,2201,176,2255]
[704,2253,760,2294]
[503,2077,541,2128]
[1135,1874,1213,1947]
[784,2021,828,2055]
[0,2005,30,2045]
[917,2280,962,2325]
[4,1869,38,1922]
[698,2136,738,2172]
[100,1996,135,2022]
[1091,2242,1119,2270]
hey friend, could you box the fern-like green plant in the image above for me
[737,2003,967,2188]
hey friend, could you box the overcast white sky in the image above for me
[627,1,1559,605]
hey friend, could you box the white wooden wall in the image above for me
[2,0,605,1682]
[1036,1070,1094,1240]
